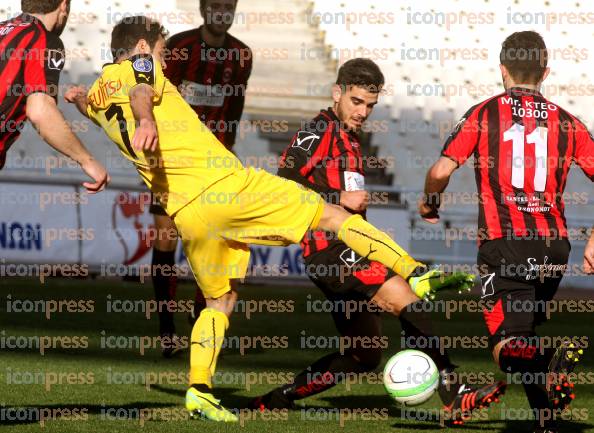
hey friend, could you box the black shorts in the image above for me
[304,241,397,299]
[477,238,571,349]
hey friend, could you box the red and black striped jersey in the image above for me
[442,87,594,244]
[164,26,252,149]
[0,13,65,169]
[278,108,365,257]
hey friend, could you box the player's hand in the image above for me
[64,85,87,104]
[418,199,440,224]
[132,118,159,153]
[340,190,370,212]
[80,158,110,194]
[584,237,594,274]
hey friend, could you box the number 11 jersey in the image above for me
[441,86,594,243]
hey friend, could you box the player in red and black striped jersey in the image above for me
[435,85,593,243]
[147,0,252,357]
[421,32,594,433]
[251,59,504,423]
[279,108,368,260]
[164,3,252,150]
[0,0,108,192]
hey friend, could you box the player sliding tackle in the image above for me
[66,16,473,422]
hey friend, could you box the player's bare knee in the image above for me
[153,215,178,251]
[492,339,511,367]
[206,289,237,317]
[154,237,177,252]
[317,203,349,232]
[372,277,418,317]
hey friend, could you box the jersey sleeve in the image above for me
[573,120,594,181]
[120,54,166,101]
[441,104,483,166]
[86,102,100,126]
[277,123,342,205]
[24,32,65,99]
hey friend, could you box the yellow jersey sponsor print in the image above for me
[87,54,243,215]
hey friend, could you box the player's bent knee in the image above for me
[317,203,349,232]
[154,237,177,252]
[153,215,179,251]
[205,289,237,317]
[372,276,419,317]
[492,337,518,367]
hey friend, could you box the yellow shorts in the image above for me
[173,167,324,299]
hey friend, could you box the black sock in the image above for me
[399,301,455,372]
[498,337,554,376]
[437,367,461,405]
[279,352,365,401]
[152,248,177,336]
[523,383,555,430]
[499,337,556,429]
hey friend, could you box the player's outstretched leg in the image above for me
[186,291,238,423]
[251,276,504,421]
[317,204,475,299]
[372,278,506,425]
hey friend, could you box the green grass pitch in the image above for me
[0,277,592,432]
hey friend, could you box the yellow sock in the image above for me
[337,214,423,279]
[189,308,229,389]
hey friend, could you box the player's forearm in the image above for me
[423,170,450,209]
[130,84,156,123]
[277,167,341,204]
[73,94,89,118]
[423,157,458,209]
[27,93,94,165]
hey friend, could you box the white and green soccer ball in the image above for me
[383,350,439,406]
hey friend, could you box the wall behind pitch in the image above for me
[0,183,79,264]
[0,182,410,283]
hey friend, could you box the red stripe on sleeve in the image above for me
[478,108,502,240]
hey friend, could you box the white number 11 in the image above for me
[503,123,548,192]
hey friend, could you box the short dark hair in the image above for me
[110,16,168,60]
[200,0,238,10]
[500,31,548,84]
[336,58,384,93]
[22,0,67,14]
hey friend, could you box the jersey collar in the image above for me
[198,25,229,49]
[19,13,48,31]
[322,108,361,139]
[508,86,542,97]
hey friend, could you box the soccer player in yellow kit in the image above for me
[66,16,475,422]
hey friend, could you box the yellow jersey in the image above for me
[86,54,243,215]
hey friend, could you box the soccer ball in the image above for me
[383,350,439,406]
